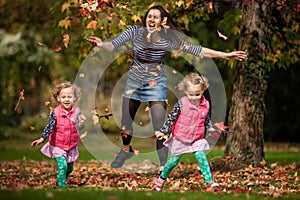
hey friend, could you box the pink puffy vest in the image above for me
[49,105,80,151]
[172,96,209,143]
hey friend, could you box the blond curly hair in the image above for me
[177,72,209,93]
[52,81,81,102]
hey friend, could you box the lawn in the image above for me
[0,130,299,200]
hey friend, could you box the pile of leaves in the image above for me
[0,157,299,197]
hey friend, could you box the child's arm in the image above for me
[31,138,45,147]
[155,100,182,139]
[31,111,56,147]
[76,112,86,130]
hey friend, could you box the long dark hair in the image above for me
[141,5,182,48]
[142,5,178,30]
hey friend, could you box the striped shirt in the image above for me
[111,26,202,83]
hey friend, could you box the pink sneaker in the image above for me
[153,177,165,191]
[206,182,220,191]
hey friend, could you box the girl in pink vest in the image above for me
[153,73,219,191]
[31,81,86,188]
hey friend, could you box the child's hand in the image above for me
[155,131,165,140]
[31,138,44,147]
[78,114,86,129]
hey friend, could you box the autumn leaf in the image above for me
[61,2,71,13]
[86,20,98,30]
[52,45,62,52]
[132,14,141,23]
[175,0,184,7]
[104,0,115,8]
[58,18,71,29]
[29,125,35,131]
[0,159,299,194]
[148,80,157,87]
[37,41,46,46]
[144,106,150,112]
[14,88,25,111]
[80,131,88,139]
[175,45,184,56]
[125,89,135,95]
[217,30,228,40]
[63,33,70,48]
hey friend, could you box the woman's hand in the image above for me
[226,51,247,61]
[87,36,103,47]
[31,138,44,147]
[200,47,247,61]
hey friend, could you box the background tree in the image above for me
[224,0,300,165]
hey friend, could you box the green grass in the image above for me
[0,130,299,200]
[1,189,300,200]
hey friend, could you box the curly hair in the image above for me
[52,81,81,102]
[177,72,209,93]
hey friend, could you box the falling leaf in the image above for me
[125,89,135,95]
[79,73,85,78]
[149,72,158,77]
[208,2,213,10]
[52,45,62,52]
[37,42,46,46]
[175,45,184,56]
[92,114,99,125]
[217,30,228,40]
[38,66,42,72]
[165,99,170,106]
[144,106,150,112]
[80,131,88,139]
[29,125,35,131]
[172,70,177,74]
[260,159,267,166]
[160,17,170,29]
[148,80,157,87]
[63,33,70,48]
[14,88,25,111]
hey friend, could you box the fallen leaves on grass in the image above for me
[0,158,299,197]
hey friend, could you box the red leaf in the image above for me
[52,45,62,52]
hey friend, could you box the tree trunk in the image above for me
[224,0,270,166]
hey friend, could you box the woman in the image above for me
[87,5,247,170]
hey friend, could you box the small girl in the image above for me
[31,81,86,188]
[153,72,219,191]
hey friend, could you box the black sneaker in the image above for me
[111,146,134,168]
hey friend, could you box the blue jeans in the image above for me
[122,74,167,102]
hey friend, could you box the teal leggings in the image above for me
[54,156,74,188]
[160,150,213,184]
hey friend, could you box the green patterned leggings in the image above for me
[55,156,74,188]
[160,150,213,184]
